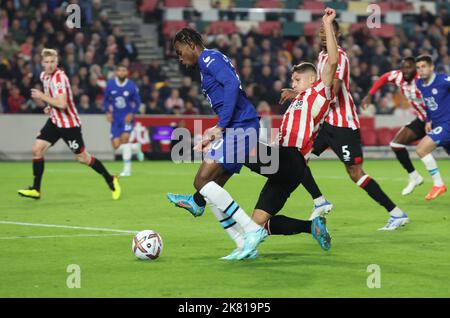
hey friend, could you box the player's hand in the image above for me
[125,113,134,124]
[106,112,112,123]
[193,138,211,153]
[31,89,45,100]
[425,121,432,133]
[43,106,51,114]
[322,8,336,24]
[279,89,296,105]
[361,94,372,110]
[193,126,223,153]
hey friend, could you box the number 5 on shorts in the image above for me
[342,145,350,162]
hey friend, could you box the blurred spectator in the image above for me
[257,101,273,116]
[183,100,199,115]
[7,85,25,113]
[147,60,166,83]
[119,35,138,62]
[78,94,93,114]
[165,88,184,113]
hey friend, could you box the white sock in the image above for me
[421,154,444,186]
[200,181,261,233]
[389,207,404,217]
[131,143,142,154]
[122,143,132,173]
[313,195,326,206]
[408,170,420,180]
[206,199,244,249]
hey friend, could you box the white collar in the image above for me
[115,78,128,87]
[422,73,436,87]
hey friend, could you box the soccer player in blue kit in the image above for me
[415,55,449,200]
[167,28,268,260]
[103,64,144,177]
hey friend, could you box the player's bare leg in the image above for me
[416,136,447,200]
[76,150,121,200]
[345,163,409,230]
[18,139,51,199]
[111,133,132,177]
[390,127,424,195]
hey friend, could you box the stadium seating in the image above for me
[255,0,283,9]
[163,21,188,37]
[139,0,158,12]
[360,129,378,146]
[258,21,282,36]
[164,0,190,8]
[209,21,239,35]
[302,1,325,14]
[376,128,394,146]
[304,22,322,37]
[282,22,304,37]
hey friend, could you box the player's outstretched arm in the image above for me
[361,72,392,109]
[321,8,338,87]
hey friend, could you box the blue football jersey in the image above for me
[103,78,141,120]
[416,73,450,125]
[198,49,258,128]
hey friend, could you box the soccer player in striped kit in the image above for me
[18,48,121,200]
[281,21,408,230]
[362,57,433,196]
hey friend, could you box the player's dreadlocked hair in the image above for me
[401,56,416,65]
[173,28,204,48]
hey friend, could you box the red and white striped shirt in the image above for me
[369,70,427,121]
[317,47,360,130]
[279,80,334,159]
[40,69,81,128]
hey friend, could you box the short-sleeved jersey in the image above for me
[416,73,450,126]
[103,78,141,120]
[198,49,258,129]
[317,47,360,130]
[40,69,80,128]
[279,80,334,159]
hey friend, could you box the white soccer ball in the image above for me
[132,230,163,260]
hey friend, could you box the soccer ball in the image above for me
[132,230,163,260]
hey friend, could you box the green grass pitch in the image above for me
[0,159,449,297]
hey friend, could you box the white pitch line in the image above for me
[0,233,130,240]
[0,221,138,234]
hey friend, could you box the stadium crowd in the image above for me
[0,0,449,117]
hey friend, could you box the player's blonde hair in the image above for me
[41,48,59,58]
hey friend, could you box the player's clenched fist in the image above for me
[322,8,336,23]
[31,88,45,100]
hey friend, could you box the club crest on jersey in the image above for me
[432,88,438,95]
[124,91,129,96]
[291,99,303,110]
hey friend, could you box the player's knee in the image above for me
[32,143,44,158]
[347,165,364,182]
[76,153,91,165]
[416,147,426,158]
[194,171,215,190]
